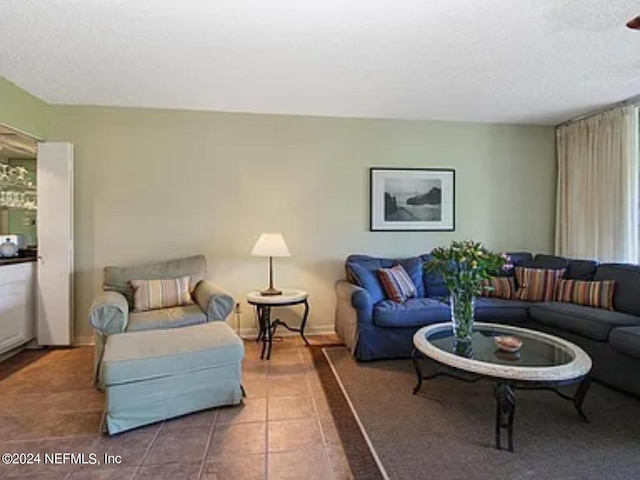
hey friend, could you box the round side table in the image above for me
[246,289,310,360]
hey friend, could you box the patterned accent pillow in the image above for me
[130,276,194,312]
[481,277,515,300]
[515,267,566,302]
[555,279,615,310]
[377,265,417,303]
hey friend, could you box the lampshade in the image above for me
[251,233,290,257]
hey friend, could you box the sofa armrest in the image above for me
[335,280,375,353]
[193,280,235,321]
[88,291,129,335]
[336,280,375,317]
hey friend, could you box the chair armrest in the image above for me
[193,280,235,321]
[88,291,129,335]
[335,280,374,352]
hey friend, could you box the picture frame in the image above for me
[370,168,455,231]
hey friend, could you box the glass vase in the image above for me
[450,292,475,349]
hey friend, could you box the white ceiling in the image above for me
[0,0,639,125]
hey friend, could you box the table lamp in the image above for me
[251,233,290,296]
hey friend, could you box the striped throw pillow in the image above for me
[555,279,615,310]
[377,265,417,303]
[130,276,194,312]
[481,277,515,300]
[515,267,566,302]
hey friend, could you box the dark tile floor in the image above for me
[0,336,351,479]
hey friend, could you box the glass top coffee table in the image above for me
[412,322,592,452]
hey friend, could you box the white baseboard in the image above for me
[72,325,336,346]
[73,335,95,346]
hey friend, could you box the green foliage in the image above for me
[426,240,511,297]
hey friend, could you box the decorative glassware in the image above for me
[0,164,37,210]
[450,292,475,349]
[426,241,513,355]
[23,192,36,211]
[14,167,28,185]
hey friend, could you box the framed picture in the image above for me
[370,168,455,231]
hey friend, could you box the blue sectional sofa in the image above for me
[334,252,640,397]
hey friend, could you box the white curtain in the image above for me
[555,105,639,263]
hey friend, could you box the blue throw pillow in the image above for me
[422,254,449,298]
[348,263,385,303]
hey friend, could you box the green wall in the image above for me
[0,74,558,342]
[50,105,557,341]
[0,76,49,139]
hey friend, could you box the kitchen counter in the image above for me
[0,256,37,267]
[0,260,35,356]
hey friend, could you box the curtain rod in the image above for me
[557,94,640,128]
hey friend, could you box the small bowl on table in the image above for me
[494,335,523,353]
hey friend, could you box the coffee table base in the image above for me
[412,348,591,452]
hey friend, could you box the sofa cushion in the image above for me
[346,263,385,303]
[518,255,598,281]
[495,252,534,277]
[492,252,533,278]
[378,265,417,303]
[373,298,449,328]
[530,302,640,341]
[566,260,599,281]
[609,327,640,359]
[475,297,531,324]
[480,277,515,300]
[423,274,448,297]
[346,255,426,299]
[126,304,207,332]
[102,321,243,386]
[555,279,615,310]
[594,264,640,317]
[515,267,565,301]
[507,252,534,266]
[131,276,194,312]
[421,254,449,297]
[104,255,207,309]
[531,254,570,270]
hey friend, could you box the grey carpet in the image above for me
[322,346,640,480]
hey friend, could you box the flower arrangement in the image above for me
[426,241,512,347]
[427,240,512,297]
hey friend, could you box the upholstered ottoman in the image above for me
[100,321,244,435]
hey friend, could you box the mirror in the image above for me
[0,125,38,248]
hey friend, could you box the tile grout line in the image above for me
[1,340,341,479]
[129,422,163,479]
[63,429,103,479]
[196,409,219,480]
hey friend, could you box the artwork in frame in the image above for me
[370,168,455,231]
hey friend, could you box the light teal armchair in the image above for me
[88,254,235,386]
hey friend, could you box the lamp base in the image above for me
[260,286,282,296]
